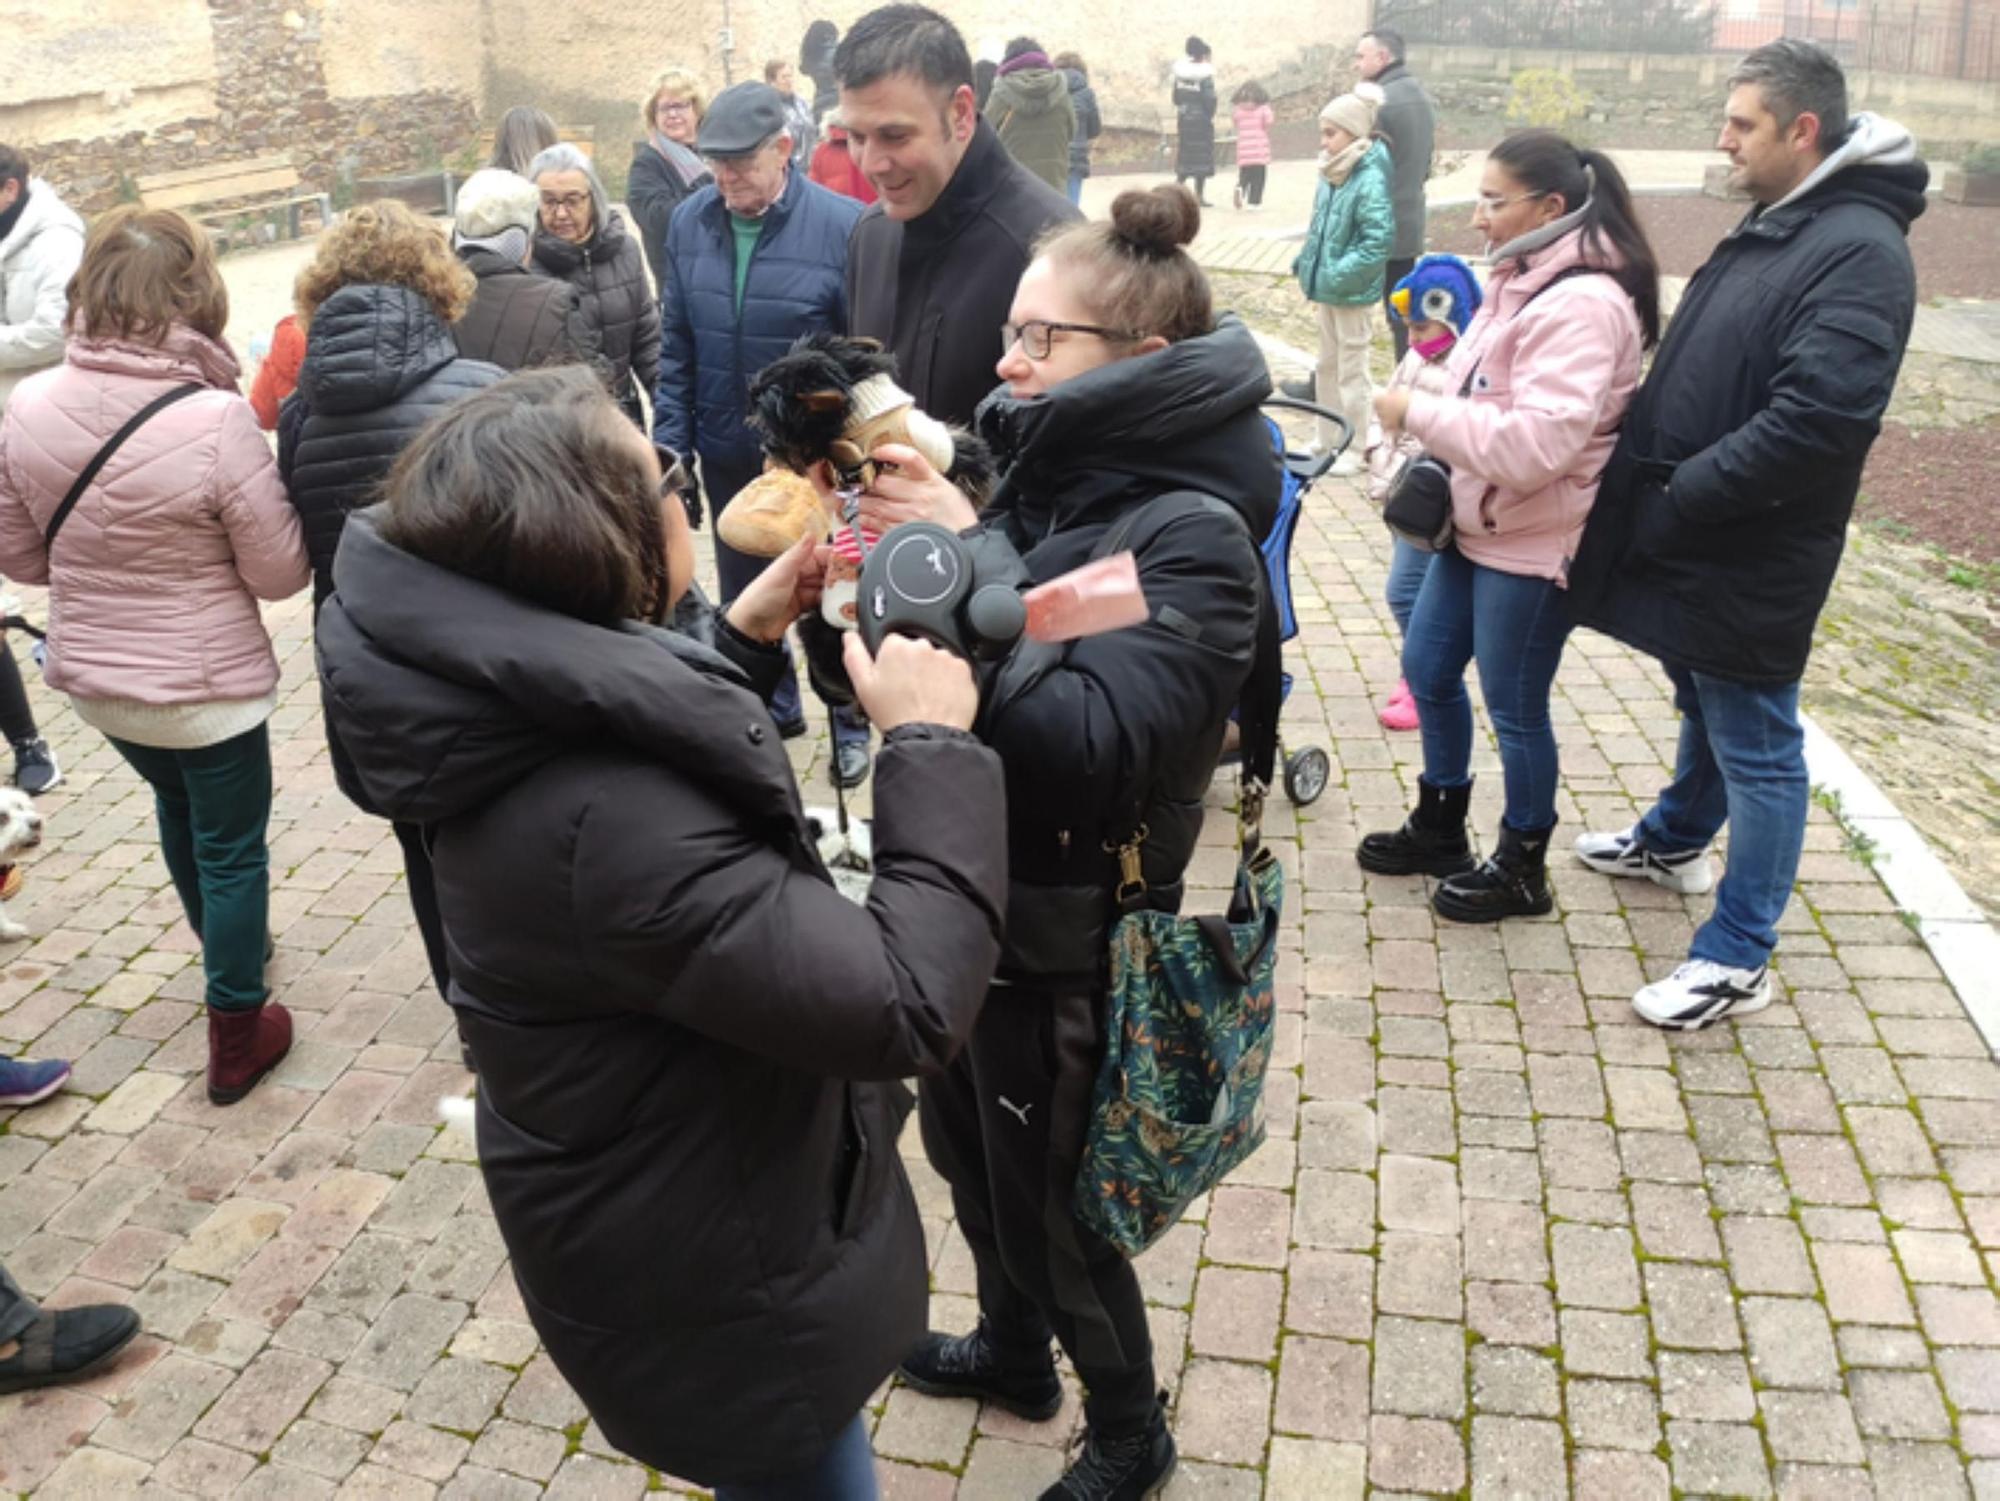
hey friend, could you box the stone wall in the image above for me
[1408,42,2000,150]
[3,0,481,218]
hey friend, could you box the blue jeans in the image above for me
[1403,547,1574,832]
[1385,536,1430,639]
[713,1413,876,1501]
[1066,172,1085,205]
[1634,665,1808,971]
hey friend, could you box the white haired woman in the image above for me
[529,144,660,430]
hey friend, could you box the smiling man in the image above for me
[835,3,1078,426]
[1568,39,1927,1031]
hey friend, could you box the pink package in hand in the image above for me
[1022,552,1150,643]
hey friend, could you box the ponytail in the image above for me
[1489,131,1662,348]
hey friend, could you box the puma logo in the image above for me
[997,1095,1034,1127]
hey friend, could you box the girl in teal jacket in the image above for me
[1294,85,1393,469]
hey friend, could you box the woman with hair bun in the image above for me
[833,183,1280,1499]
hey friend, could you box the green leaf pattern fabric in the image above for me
[1074,851,1283,1255]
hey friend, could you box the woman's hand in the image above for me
[1373,388,1413,432]
[855,443,979,535]
[724,534,826,643]
[843,632,978,732]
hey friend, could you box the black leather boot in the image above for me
[1356,778,1476,877]
[899,1321,1063,1421]
[1434,823,1555,923]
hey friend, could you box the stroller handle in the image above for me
[1262,397,1354,483]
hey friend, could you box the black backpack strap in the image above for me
[42,384,206,552]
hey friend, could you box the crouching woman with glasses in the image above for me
[315,365,1007,1500]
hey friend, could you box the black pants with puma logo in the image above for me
[917,980,1157,1437]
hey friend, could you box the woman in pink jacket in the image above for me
[0,207,311,1106]
[1357,131,1659,923]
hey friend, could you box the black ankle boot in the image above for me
[1040,1390,1176,1500]
[1434,823,1555,923]
[1357,777,1477,877]
[899,1321,1063,1421]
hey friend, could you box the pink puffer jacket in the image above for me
[1402,225,1643,584]
[0,326,309,703]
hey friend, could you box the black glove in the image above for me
[679,478,704,530]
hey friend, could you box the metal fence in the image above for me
[1375,0,2000,79]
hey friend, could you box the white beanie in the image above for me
[1320,81,1385,139]
[454,168,541,241]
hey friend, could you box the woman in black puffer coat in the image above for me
[813,185,1278,1493]
[529,144,661,431]
[279,199,503,1008]
[315,366,1006,1495]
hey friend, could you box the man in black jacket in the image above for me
[834,3,1079,425]
[1355,29,1434,361]
[1567,40,1925,1031]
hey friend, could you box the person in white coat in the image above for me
[0,146,81,794]
[0,148,84,414]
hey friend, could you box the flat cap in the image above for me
[697,82,790,157]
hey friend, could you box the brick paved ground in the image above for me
[2,465,1996,1499]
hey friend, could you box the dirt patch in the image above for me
[1858,416,2000,566]
[1425,194,2000,300]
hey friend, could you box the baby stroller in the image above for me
[1229,395,1352,806]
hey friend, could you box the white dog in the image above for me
[0,786,44,940]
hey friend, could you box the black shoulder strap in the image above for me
[1094,490,1283,804]
[43,384,206,552]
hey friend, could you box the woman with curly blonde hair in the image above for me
[278,199,505,1032]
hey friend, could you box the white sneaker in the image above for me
[1573,825,1714,895]
[1633,959,1772,1030]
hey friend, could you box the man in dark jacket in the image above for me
[655,82,871,779]
[1567,40,1925,1031]
[1356,28,1435,360]
[1057,53,1103,206]
[448,168,598,371]
[834,3,1079,426]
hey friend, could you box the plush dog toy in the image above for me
[719,335,996,558]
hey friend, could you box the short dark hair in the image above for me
[0,144,28,191]
[1363,28,1406,62]
[1003,37,1041,62]
[378,366,673,627]
[833,5,973,95]
[1731,38,1848,150]
[1185,35,1211,61]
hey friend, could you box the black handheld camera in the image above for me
[854,523,1026,662]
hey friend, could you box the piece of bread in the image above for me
[717,467,834,557]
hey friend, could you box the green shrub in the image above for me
[1506,69,1588,132]
[1965,141,2000,175]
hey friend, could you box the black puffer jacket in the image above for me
[626,143,712,289]
[315,511,1006,1484]
[533,210,661,429]
[278,283,503,608]
[811,317,1280,978]
[1568,117,1926,685]
[452,245,599,372]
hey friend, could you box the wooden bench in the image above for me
[137,155,332,244]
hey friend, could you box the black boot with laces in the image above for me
[1039,1390,1176,1500]
[898,1321,1062,1421]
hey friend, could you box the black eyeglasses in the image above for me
[1001,319,1144,361]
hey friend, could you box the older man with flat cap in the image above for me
[652,81,872,780]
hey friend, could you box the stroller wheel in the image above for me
[1284,747,1330,806]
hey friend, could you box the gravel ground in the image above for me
[1858,417,2000,565]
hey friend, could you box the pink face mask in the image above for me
[1412,331,1457,362]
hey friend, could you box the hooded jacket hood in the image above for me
[0,179,84,265]
[296,284,462,417]
[988,65,1070,114]
[1772,111,1928,222]
[318,510,797,828]
[974,314,1279,539]
[1173,58,1215,84]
